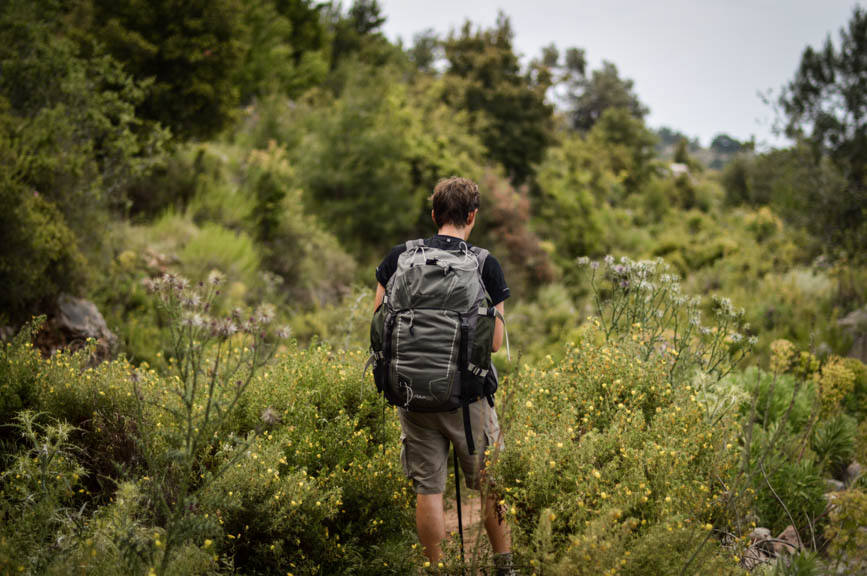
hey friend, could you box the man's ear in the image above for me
[431,210,437,226]
[466,209,478,227]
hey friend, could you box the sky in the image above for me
[379,0,861,149]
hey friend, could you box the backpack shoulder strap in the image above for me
[405,238,425,250]
[470,246,489,273]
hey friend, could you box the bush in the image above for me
[578,255,755,383]
[238,344,419,569]
[491,333,742,573]
[811,413,857,479]
[0,412,87,575]
[824,488,867,574]
[0,319,44,425]
[0,295,422,575]
[840,357,867,419]
[735,367,815,436]
[753,458,825,536]
[0,183,85,322]
[244,142,357,307]
[178,224,261,292]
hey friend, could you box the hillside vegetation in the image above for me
[1,1,865,574]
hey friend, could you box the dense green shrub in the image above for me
[0,412,88,575]
[824,488,867,574]
[840,357,867,419]
[736,367,815,435]
[753,458,825,536]
[0,181,85,322]
[243,142,357,307]
[811,413,857,479]
[0,319,44,424]
[492,332,743,573]
[0,278,419,575]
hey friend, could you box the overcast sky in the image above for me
[379,0,860,148]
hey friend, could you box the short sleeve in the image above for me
[375,245,406,287]
[481,253,510,305]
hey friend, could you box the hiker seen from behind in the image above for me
[369,177,517,575]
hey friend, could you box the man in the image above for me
[373,177,516,575]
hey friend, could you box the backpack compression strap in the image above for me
[470,246,489,272]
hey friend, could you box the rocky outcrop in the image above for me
[843,461,862,487]
[838,307,867,362]
[773,525,801,556]
[36,293,118,362]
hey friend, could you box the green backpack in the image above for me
[368,239,506,453]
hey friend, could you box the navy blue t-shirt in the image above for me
[375,235,510,305]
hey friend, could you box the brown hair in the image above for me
[429,177,481,229]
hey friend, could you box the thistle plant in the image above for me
[137,271,290,574]
[0,412,86,574]
[578,256,756,384]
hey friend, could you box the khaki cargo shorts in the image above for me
[398,400,504,495]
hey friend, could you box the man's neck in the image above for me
[437,225,469,241]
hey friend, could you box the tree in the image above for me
[535,135,605,267]
[234,0,328,102]
[326,0,395,72]
[588,107,657,194]
[293,67,417,252]
[442,13,553,183]
[779,6,867,257]
[710,134,743,155]
[781,6,867,184]
[86,0,248,139]
[570,61,647,132]
[0,0,165,319]
[408,29,440,73]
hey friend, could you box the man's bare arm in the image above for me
[492,301,505,353]
[374,283,386,311]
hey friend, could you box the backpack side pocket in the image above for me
[464,307,495,399]
[370,304,387,393]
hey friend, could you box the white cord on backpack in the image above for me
[492,306,511,363]
[504,321,511,363]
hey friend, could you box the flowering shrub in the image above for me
[824,489,867,574]
[0,289,418,575]
[0,319,44,424]
[0,261,862,574]
[492,332,743,574]
[197,344,419,574]
[577,256,756,383]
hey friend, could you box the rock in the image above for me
[53,293,117,361]
[825,478,846,492]
[750,527,771,542]
[838,307,867,362]
[750,527,775,557]
[57,294,114,342]
[843,461,862,487]
[772,525,801,556]
[740,546,771,570]
[0,325,14,342]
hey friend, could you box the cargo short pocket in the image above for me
[484,406,504,459]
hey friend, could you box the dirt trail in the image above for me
[443,495,485,556]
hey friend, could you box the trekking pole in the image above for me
[453,446,465,568]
